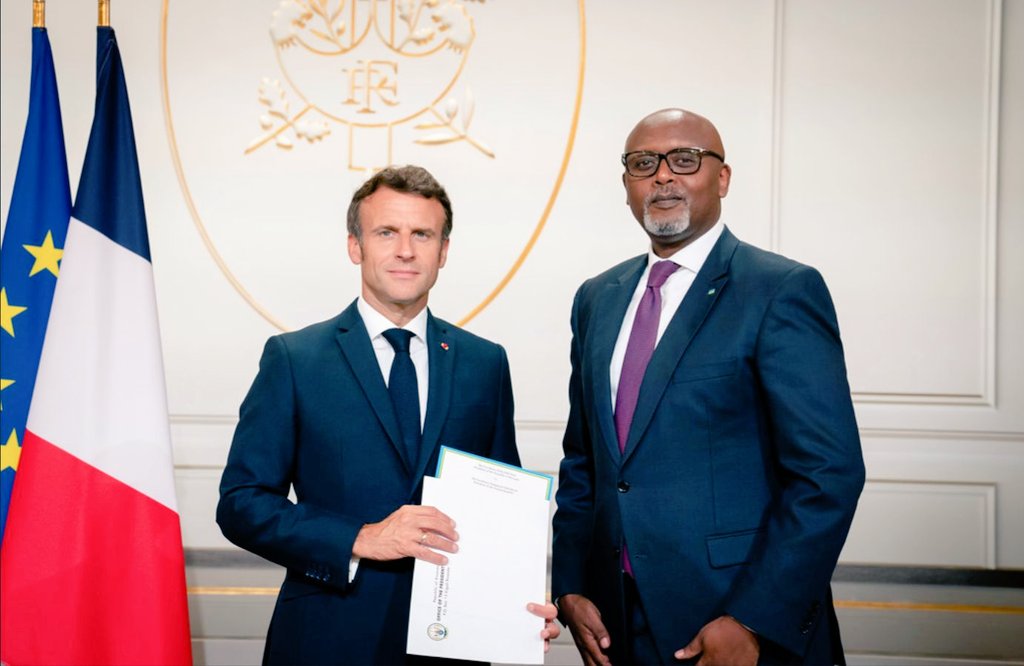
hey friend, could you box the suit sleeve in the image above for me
[551,286,596,600]
[216,335,363,592]
[725,266,865,655]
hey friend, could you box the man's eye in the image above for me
[633,157,655,169]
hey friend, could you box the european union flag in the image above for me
[0,27,71,543]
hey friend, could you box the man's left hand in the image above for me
[527,602,561,653]
[674,616,758,665]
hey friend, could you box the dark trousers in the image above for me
[623,573,664,665]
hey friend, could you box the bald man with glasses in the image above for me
[551,109,865,666]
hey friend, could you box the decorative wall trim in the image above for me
[853,392,991,406]
[845,480,997,568]
[850,0,1002,407]
[770,0,785,253]
[984,0,1003,409]
[860,427,1023,443]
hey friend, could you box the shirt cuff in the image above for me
[348,556,360,583]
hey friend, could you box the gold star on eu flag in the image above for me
[0,288,28,337]
[0,378,13,412]
[23,230,63,277]
[1,429,21,472]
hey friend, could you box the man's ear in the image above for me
[718,163,732,198]
[347,234,363,265]
[438,237,450,269]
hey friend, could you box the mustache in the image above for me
[644,188,687,206]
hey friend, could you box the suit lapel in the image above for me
[417,312,453,483]
[335,302,410,474]
[622,229,738,461]
[590,256,647,463]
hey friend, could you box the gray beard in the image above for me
[642,207,691,238]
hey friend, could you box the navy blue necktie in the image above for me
[382,328,421,469]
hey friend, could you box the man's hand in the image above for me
[527,602,561,653]
[674,616,758,666]
[352,505,458,565]
[559,594,612,666]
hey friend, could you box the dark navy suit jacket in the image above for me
[218,301,519,665]
[552,228,864,664]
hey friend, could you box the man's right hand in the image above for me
[352,505,458,565]
[559,594,612,666]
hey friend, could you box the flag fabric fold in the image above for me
[0,27,71,545]
[0,27,192,666]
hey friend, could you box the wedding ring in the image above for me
[419,531,429,544]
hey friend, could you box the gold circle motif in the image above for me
[160,0,587,331]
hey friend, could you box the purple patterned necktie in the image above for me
[615,260,679,450]
[614,259,679,575]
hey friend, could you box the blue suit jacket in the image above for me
[552,228,864,664]
[218,301,519,665]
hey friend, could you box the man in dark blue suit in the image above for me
[218,165,557,665]
[552,110,865,665]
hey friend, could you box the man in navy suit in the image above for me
[552,109,865,665]
[218,165,557,665]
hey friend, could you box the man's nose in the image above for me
[396,233,414,258]
[653,156,676,184]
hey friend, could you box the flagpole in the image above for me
[33,0,44,27]
[98,0,109,27]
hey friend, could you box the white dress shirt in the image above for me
[609,221,725,409]
[357,297,429,429]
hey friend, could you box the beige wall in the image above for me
[2,0,1022,569]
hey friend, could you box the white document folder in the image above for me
[406,448,552,664]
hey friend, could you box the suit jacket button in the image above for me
[617,481,630,493]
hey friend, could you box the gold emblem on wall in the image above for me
[246,0,494,170]
[161,0,586,331]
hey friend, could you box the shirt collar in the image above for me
[357,297,429,343]
[647,220,725,274]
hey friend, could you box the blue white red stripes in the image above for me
[0,26,191,666]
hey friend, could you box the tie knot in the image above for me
[647,260,679,289]
[382,328,414,353]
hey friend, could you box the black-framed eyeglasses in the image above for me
[621,148,725,178]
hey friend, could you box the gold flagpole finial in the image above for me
[33,0,45,28]
[98,0,110,27]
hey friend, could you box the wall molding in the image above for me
[849,0,1002,406]
[845,480,997,568]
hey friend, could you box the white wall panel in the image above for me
[176,467,233,550]
[777,0,998,403]
[842,480,996,567]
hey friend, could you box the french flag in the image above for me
[0,27,192,665]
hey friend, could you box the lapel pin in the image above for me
[707,288,716,296]
[440,342,449,351]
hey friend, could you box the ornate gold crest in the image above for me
[247,0,494,169]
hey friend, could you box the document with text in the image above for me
[406,447,552,664]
